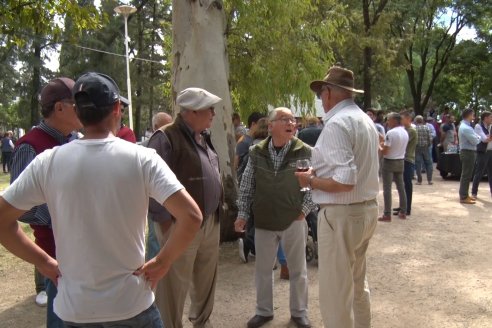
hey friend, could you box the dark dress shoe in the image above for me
[291,316,311,328]
[247,315,274,328]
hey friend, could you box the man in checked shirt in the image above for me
[235,107,316,328]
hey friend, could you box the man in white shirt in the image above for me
[0,72,202,327]
[471,111,492,198]
[296,66,380,328]
[379,112,409,222]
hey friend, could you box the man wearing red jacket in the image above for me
[116,100,137,143]
[10,77,83,328]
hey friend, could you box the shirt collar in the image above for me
[322,98,356,124]
[268,137,292,154]
[38,121,70,144]
[178,114,209,138]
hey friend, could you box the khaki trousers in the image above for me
[318,200,378,328]
[154,215,220,328]
[255,220,309,318]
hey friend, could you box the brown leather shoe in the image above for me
[280,264,289,280]
[398,212,407,220]
[247,315,274,328]
[291,316,311,328]
[378,215,391,222]
[460,196,476,204]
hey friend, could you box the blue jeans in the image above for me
[277,244,287,266]
[415,146,433,183]
[471,150,492,196]
[63,303,163,328]
[459,150,476,199]
[403,161,414,215]
[46,278,64,328]
[146,217,160,261]
[35,267,45,293]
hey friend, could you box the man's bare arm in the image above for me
[0,197,59,282]
[295,170,354,193]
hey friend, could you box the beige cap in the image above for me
[176,87,222,110]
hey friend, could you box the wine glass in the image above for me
[296,159,311,191]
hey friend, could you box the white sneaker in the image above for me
[238,238,247,263]
[35,291,47,307]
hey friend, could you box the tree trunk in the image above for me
[148,2,157,125]
[30,35,42,127]
[363,46,372,109]
[406,66,424,116]
[172,0,237,242]
[362,0,371,110]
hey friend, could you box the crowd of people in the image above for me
[369,105,492,211]
[0,64,490,328]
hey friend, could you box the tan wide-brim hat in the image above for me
[310,66,364,94]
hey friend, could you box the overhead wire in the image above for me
[3,29,166,65]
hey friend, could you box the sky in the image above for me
[46,6,478,73]
[457,25,477,41]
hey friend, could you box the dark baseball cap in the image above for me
[73,72,129,109]
[39,77,75,107]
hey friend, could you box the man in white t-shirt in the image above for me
[0,72,202,327]
[379,112,409,222]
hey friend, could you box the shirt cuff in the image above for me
[237,209,250,221]
[333,166,357,185]
[301,204,311,217]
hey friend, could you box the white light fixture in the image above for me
[114,4,137,130]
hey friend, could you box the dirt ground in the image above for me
[0,170,491,328]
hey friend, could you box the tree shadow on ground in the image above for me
[0,296,44,328]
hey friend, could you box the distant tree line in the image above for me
[0,0,491,135]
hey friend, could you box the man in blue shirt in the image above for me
[458,109,480,204]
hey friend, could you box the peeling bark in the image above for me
[172,0,237,241]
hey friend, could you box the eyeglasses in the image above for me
[316,85,330,99]
[272,117,296,124]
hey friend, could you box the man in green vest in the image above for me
[147,87,223,328]
[235,107,316,328]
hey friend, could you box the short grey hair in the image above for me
[386,112,401,124]
[415,115,424,124]
[268,107,292,121]
[152,112,173,131]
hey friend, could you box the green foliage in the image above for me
[1,0,489,129]
[0,0,101,48]
[58,0,173,137]
[225,0,344,117]
[132,0,173,135]
[389,0,489,114]
[335,0,405,110]
[0,0,102,128]
[433,39,492,110]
